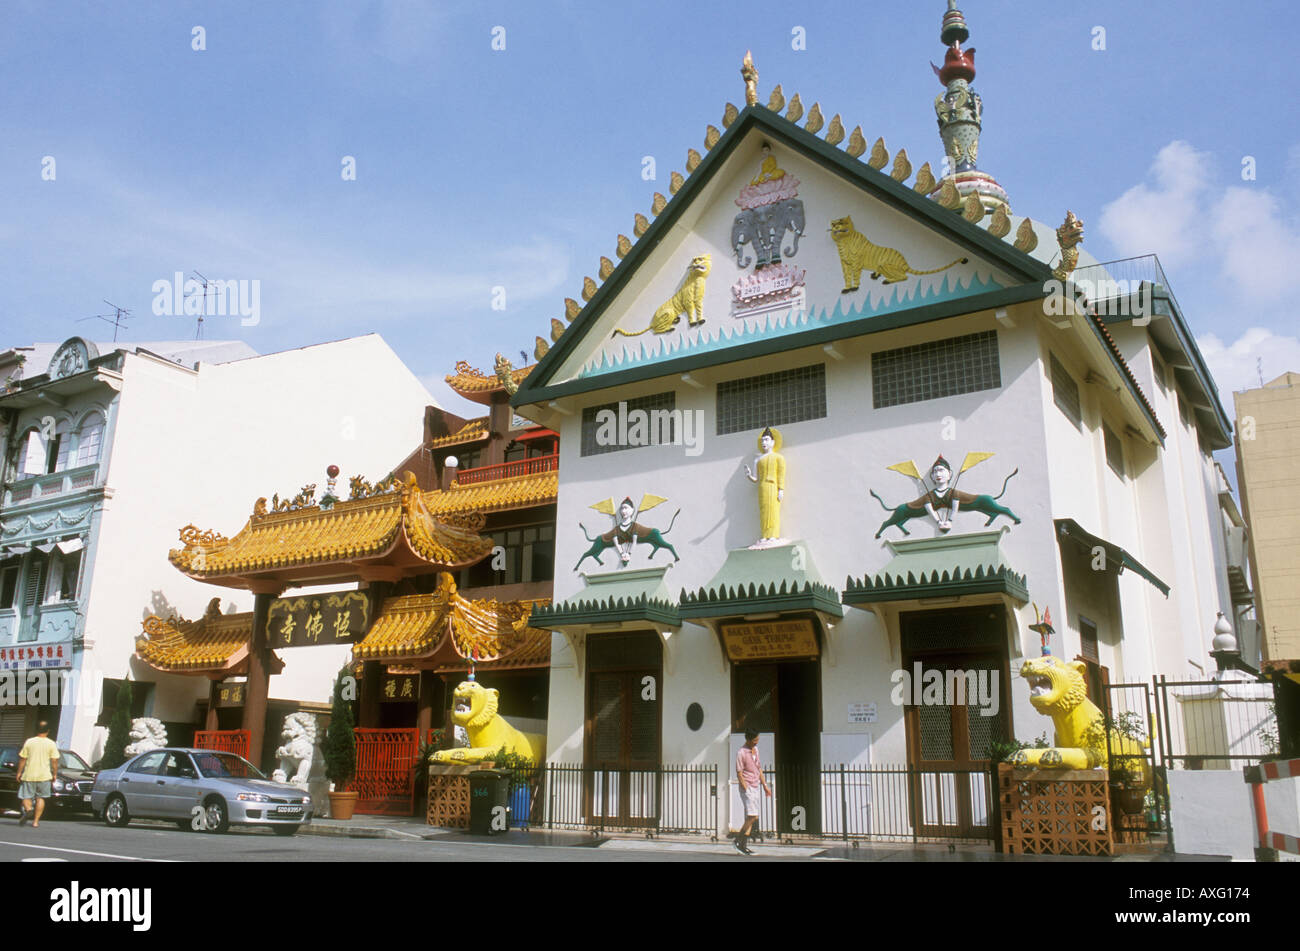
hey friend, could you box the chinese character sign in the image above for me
[267,592,370,648]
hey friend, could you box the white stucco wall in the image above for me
[71,335,434,759]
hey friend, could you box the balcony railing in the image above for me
[4,464,99,505]
[456,453,558,485]
[1071,254,1184,317]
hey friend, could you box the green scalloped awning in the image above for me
[1054,518,1170,598]
[843,529,1029,605]
[530,565,681,629]
[679,542,844,619]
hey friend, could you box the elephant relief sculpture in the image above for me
[732,198,805,269]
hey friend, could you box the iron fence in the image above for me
[510,762,996,842]
[750,763,995,843]
[1154,675,1278,770]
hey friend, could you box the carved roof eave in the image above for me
[678,579,845,620]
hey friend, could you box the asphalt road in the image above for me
[0,812,820,862]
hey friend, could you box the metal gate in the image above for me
[1102,681,1166,843]
[193,729,250,759]
[353,728,420,815]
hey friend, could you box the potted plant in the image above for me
[321,666,357,819]
[1101,712,1149,818]
[100,681,133,770]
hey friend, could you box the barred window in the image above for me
[1150,348,1167,393]
[1049,352,1082,429]
[1103,423,1124,478]
[716,364,826,436]
[871,331,1001,409]
[580,391,676,457]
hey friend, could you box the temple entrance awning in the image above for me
[679,542,843,620]
[1054,518,1169,597]
[169,473,495,589]
[843,529,1029,606]
[135,598,285,678]
[531,566,681,630]
[353,573,551,671]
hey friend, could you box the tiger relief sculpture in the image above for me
[829,216,967,290]
[612,254,711,337]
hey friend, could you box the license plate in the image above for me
[275,805,303,814]
[82,795,91,802]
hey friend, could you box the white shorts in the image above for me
[741,785,760,817]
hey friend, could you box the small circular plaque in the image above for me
[686,703,704,731]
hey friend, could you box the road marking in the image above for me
[22,857,68,862]
[0,840,177,862]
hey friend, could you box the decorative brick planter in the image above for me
[999,765,1114,856]
[426,762,492,829]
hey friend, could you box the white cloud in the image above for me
[1196,327,1300,401]
[1210,187,1296,303]
[1098,141,1211,267]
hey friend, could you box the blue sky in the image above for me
[1,0,1295,424]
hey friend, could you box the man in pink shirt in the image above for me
[735,729,771,855]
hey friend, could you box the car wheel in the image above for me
[271,824,300,837]
[203,797,229,834]
[104,795,130,828]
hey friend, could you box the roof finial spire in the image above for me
[929,2,1009,215]
[741,50,759,108]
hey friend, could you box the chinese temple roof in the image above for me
[424,470,559,517]
[354,573,551,669]
[169,473,495,589]
[427,417,489,450]
[445,360,533,405]
[134,599,284,677]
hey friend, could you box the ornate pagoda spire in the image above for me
[931,2,1009,214]
[741,50,759,107]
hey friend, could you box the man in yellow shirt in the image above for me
[17,721,59,828]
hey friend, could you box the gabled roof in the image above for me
[514,102,1055,406]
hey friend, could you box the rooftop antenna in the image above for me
[185,271,215,339]
[1257,357,1264,388]
[76,300,132,341]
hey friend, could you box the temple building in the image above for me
[512,3,1247,837]
[137,358,558,813]
[0,335,431,755]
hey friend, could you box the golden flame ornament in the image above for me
[785,93,803,123]
[669,171,684,195]
[723,102,739,128]
[651,192,667,216]
[1014,218,1039,253]
[582,276,598,301]
[846,126,867,158]
[565,297,581,320]
[550,318,565,342]
[686,148,702,172]
[867,137,889,171]
[599,256,614,280]
[913,162,937,194]
[988,204,1012,238]
[616,235,632,258]
[825,114,845,146]
[804,102,824,134]
[767,83,785,112]
[890,148,912,182]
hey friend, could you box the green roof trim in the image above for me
[530,566,681,629]
[514,103,1054,408]
[1054,518,1170,598]
[843,529,1029,605]
[678,541,844,619]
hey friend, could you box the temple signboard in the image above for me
[268,591,371,648]
[720,619,819,662]
[214,681,246,708]
[379,672,419,703]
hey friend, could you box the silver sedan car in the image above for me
[91,748,313,836]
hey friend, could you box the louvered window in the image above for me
[1050,352,1082,429]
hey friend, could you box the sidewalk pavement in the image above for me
[298,814,1210,860]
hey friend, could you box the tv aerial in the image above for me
[184,271,216,339]
[76,300,132,341]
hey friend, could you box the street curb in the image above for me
[298,823,436,840]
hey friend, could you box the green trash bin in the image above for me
[469,770,509,835]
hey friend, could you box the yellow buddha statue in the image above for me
[750,153,786,186]
[744,426,786,544]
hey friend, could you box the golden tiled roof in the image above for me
[427,417,489,450]
[170,473,494,582]
[445,360,533,397]
[135,601,252,673]
[423,471,558,517]
[354,573,550,668]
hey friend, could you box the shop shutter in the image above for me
[0,712,27,746]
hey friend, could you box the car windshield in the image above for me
[59,751,90,771]
[192,752,265,780]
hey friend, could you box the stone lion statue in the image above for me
[1012,656,1150,787]
[271,712,317,786]
[431,680,544,766]
[124,718,168,756]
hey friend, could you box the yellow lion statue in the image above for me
[1013,656,1150,787]
[431,681,544,766]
